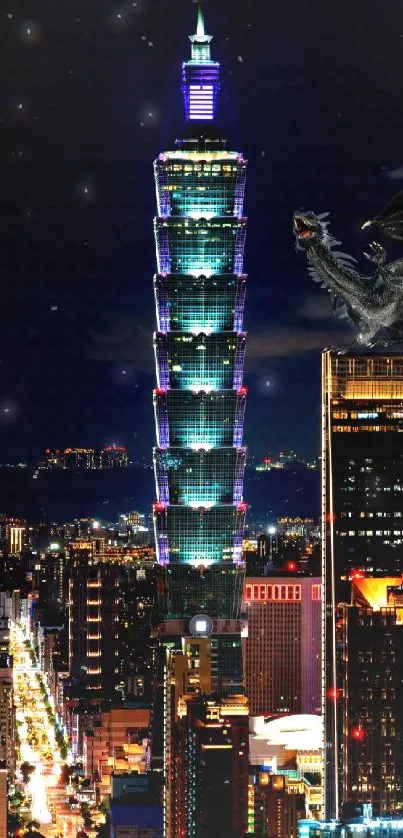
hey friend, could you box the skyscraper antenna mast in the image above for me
[196,1,206,38]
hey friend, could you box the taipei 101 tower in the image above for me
[152,3,249,701]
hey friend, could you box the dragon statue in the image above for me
[293,192,403,345]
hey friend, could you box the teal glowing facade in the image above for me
[152,9,247,685]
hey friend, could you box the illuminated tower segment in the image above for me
[152,9,248,677]
[182,6,220,122]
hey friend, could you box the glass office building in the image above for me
[322,350,403,818]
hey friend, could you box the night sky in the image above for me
[1,0,403,463]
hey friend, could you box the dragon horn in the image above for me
[361,220,373,229]
[317,212,330,220]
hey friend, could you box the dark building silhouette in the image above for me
[322,350,403,818]
[68,542,120,697]
[165,636,248,838]
[340,578,403,813]
[249,771,306,838]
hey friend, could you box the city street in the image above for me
[10,623,82,838]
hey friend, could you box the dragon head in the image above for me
[293,210,327,250]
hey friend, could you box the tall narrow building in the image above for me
[165,637,249,838]
[68,542,120,699]
[322,349,403,818]
[152,8,249,836]
[152,7,248,692]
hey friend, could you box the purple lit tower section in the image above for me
[152,6,248,696]
[182,6,220,122]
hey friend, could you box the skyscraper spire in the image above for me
[196,2,205,38]
[189,1,213,57]
[182,2,220,122]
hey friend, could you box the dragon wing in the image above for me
[364,192,403,242]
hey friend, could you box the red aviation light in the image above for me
[238,502,248,512]
[327,687,341,701]
[352,726,365,740]
[155,388,166,396]
[326,513,336,523]
[349,568,365,581]
[286,561,297,572]
[238,386,248,396]
[154,502,165,512]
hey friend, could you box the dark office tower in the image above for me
[165,636,249,838]
[152,6,248,694]
[338,578,403,814]
[322,350,403,818]
[68,543,120,697]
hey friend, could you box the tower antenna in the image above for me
[196,1,206,38]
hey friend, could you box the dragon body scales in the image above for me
[293,209,403,344]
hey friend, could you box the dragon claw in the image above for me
[364,241,387,266]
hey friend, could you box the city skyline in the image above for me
[2,3,403,836]
[1,0,402,462]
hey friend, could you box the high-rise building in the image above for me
[1,516,26,556]
[43,448,95,469]
[99,445,129,469]
[64,448,95,469]
[68,542,120,697]
[322,349,403,818]
[152,9,249,834]
[339,577,403,813]
[153,3,248,686]
[42,446,129,469]
[243,577,321,717]
[165,635,249,838]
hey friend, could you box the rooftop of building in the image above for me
[109,803,163,828]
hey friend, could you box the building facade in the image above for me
[340,578,403,813]
[1,516,26,556]
[165,636,249,838]
[322,350,403,818]
[83,706,150,796]
[243,577,321,717]
[68,542,120,697]
[248,771,306,838]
